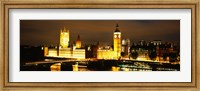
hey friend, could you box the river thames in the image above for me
[20,58,180,71]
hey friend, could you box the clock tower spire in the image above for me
[113,24,121,59]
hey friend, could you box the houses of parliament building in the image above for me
[44,24,125,60]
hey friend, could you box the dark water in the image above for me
[20,59,180,71]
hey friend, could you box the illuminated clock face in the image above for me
[114,35,117,38]
[118,35,121,38]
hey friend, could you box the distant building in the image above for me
[44,47,49,56]
[97,45,114,59]
[72,48,85,59]
[130,42,150,60]
[85,44,98,58]
[44,27,85,59]
[153,40,161,46]
[139,40,146,46]
[59,48,71,57]
[130,40,180,62]
[136,48,150,60]
[121,38,130,56]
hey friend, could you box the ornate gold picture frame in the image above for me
[0,0,199,91]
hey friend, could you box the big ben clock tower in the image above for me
[113,24,121,59]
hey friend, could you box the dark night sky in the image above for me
[20,20,180,46]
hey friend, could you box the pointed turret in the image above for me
[77,34,80,41]
[63,27,69,32]
[76,34,81,48]
[116,23,119,27]
[115,24,120,32]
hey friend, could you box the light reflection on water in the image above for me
[50,63,90,71]
[72,65,78,71]
[50,63,153,71]
[25,59,179,71]
[50,63,61,71]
